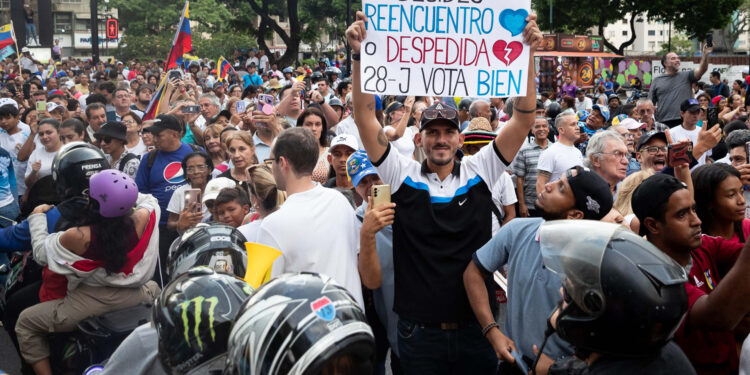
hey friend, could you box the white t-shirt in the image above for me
[245,57,259,68]
[238,219,263,242]
[575,97,593,112]
[0,128,30,195]
[126,138,148,156]
[384,125,416,158]
[536,142,584,182]
[491,172,518,236]
[258,55,269,72]
[669,125,707,165]
[256,184,364,308]
[25,146,57,179]
[166,184,210,221]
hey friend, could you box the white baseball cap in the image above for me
[46,102,64,113]
[0,98,18,109]
[619,118,646,130]
[202,177,237,204]
[329,134,358,152]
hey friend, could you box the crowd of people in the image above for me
[1,8,750,375]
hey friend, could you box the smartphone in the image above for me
[745,141,750,164]
[510,350,530,374]
[168,69,183,81]
[181,105,200,114]
[184,188,202,214]
[371,184,391,208]
[668,142,692,167]
[258,94,275,115]
[36,101,47,112]
[706,33,713,48]
[23,82,30,100]
[235,100,246,114]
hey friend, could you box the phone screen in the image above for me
[36,101,47,112]
[184,189,202,213]
[181,105,200,114]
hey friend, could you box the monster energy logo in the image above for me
[178,296,219,350]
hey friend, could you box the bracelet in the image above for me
[514,106,536,114]
[482,322,499,336]
[352,53,361,61]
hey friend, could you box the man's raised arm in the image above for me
[495,14,543,163]
[347,11,388,162]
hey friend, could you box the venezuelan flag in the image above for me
[217,56,233,82]
[0,24,14,50]
[142,75,168,121]
[46,66,57,79]
[164,1,192,71]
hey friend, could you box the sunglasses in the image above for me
[422,106,458,121]
[100,136,114,143]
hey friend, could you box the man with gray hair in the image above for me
[635,98,668,133]
[536,112,584,195]
[198,93,221,124]
[584,130,629,195]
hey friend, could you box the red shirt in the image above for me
[675,219,750,375]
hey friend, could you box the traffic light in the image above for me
[106,18,118,39]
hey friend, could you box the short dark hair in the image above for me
[30,81,43,90]
[60,118,85,135]
[336,80,351,96]
[86,93,107,106]
[136,84,154,96]
[297,108,328,147]
[98,80,116,94]
[272,127,319,176]
[710,71,721,79]
[215,187,250,208]
[0,104,19,118]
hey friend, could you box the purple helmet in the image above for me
[88,169,139,218]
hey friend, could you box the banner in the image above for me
[360,0,531,98]
[0,45,15,60]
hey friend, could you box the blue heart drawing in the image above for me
[499,9,529,37]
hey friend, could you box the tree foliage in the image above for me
[535,0,742,56]
[717,1,750,54]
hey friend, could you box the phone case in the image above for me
[371,185,391,208]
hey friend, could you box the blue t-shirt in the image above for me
[603,81,614,95]
[374,95,383,111]
[242,73,263,89]
[135,143,196,226]
[473,218,574,362]
[0,148,17,207]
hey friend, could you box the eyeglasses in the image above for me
[597,150,629,160]
[122,120,136,125]
[422,106,458,121]
[263,157,277,167]
[186,165,208,172]
[641,146,668,154]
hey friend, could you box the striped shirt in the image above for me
[512,141,549,209]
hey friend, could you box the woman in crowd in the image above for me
[21,108,37,132]
[733,79,745,97]
[121,111,147,156]
[228,84,243,99]
[219,131,257,185]
[384,96,416,159]
[612,169,654,233]
[19,170,160,375]
[167,152,213,234]
[692,163,750,243]
[298,108,330,184]
[203,124,231,177]
[25,119,61,189]
[721,94,746,124]
[58,118,87,144]
[224,97,244,127]
[238,164,286,242]
[560,95,575,113]
[697,92,712,109]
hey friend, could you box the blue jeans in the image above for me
[25,22,38,45]
[397,319,497,375]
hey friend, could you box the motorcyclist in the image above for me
[225,272,375,375]
[102,267,252,375]
[1,142,106,364]
[537,220,695,375]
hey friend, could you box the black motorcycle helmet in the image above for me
[51,141,108,199]
[546,101,562,120]
[153,267,253,374]
[226,273,375,375]
[310,71,324,82]
[540,220,688,357]
[167,223,248,280]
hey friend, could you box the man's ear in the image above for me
[414,132,423,147]
[643,217,661,236]
[457,132,465,148]
[566,209,584,220]
[327,154,332,165]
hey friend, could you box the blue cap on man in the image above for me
[347,150,378,187]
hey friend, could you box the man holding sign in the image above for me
[348,4,542,374]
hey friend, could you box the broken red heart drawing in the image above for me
[492,40,523,66]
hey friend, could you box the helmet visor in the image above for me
[541,220,686,316]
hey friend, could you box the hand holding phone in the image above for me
[706,33,713,48]
[181,105,200,114]
[668,142,692,167]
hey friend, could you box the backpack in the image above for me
[117,152,141,172]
